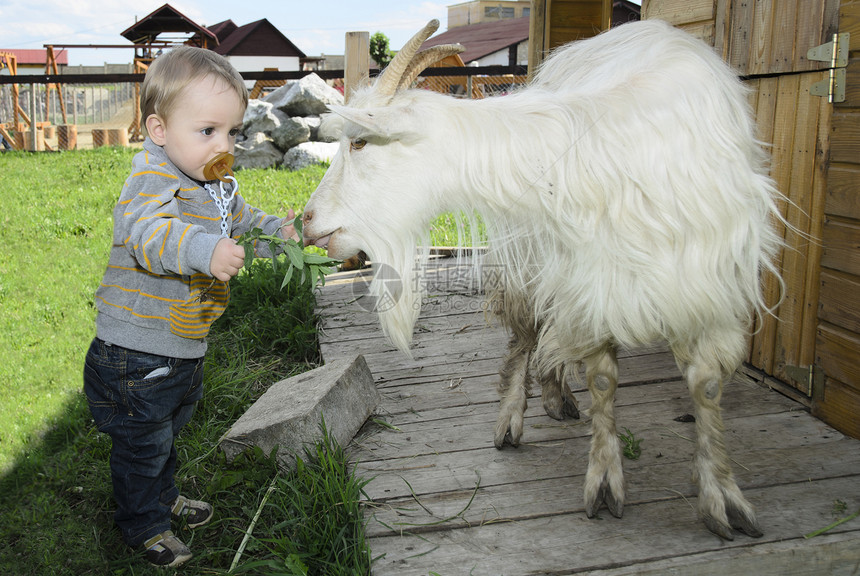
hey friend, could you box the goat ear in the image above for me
[328,105,380,132]
[328,104,409,140]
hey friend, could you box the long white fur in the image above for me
[302,19,784,538]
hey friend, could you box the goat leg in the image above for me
[494,338,532,448]
[583,347,624,519]
[684,354,762,540]
[540,366,580,421]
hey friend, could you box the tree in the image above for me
[369,32,393,69]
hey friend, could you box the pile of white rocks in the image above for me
[235,73,343,171]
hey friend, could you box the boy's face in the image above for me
[147,75,245,182]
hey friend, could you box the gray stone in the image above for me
[242,100,291,137]
[304,115,321,141]
[271,116,310,151]
[265,73,344,117]
[234,132,283,170]
[220,355,380,469]
[282,142,340,171]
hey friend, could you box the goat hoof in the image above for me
[493,432,519,449]
[542,392,580,421]
[726,503,763,538]
[493,426,520,449]
[585,479,623,519]
[703,515,736,541]
[562,394,580,419]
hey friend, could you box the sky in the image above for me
[0,0,455,66]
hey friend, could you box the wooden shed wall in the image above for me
[815,4,860,438]
[643,0,860,439]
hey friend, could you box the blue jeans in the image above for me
[83,338,204,547]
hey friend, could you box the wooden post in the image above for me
[108,127,129,147]
[92,128,107,148]
[528,0,548,81]
[28,84,38,151]
[57,124,77,150]
[344,31,370,104]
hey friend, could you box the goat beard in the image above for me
[363,236,429,356]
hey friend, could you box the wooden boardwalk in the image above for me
[315,258,860,576]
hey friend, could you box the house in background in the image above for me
[0,49,67,75]
[447,0,532,28]
[121,3,305,82]
[208,18,306,79]
[422,17,531,66]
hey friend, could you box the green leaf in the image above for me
[280,263,294,289]
[287,243,305,270]
[302,253,339,265]
[243,243,254,269]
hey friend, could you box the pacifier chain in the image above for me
[202,152,239,238]
[199,153,239,302]
[204,176,237,237]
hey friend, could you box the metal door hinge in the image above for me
[808,33,849,103]
[785,363,824,397]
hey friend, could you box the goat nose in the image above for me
[302,211,313,225]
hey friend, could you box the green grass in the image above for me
[0,147,471,574]
[0,148,374,574]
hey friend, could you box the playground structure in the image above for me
[1,3,220,151]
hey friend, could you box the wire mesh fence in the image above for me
[1,67,527,152]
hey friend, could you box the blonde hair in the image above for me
[140,46,248,123]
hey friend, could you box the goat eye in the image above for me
[350,138,367,151]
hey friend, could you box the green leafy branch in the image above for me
[618,427,642,460]
[237,214,340,290]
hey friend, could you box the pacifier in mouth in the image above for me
[203,152,235,183]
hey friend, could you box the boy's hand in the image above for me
[210,237,246,281]
[280,209,300,242]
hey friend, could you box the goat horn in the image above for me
[375,19,440,99]
[396,44,466,92]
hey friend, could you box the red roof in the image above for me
[420,17,530,64]
[210,19,305,58]
[0,49,68,66]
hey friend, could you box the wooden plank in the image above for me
[344,31,370,103]
[679,22,715,45]
[831,110,860,165]
[366,477,860,576]
[813,377,860,441]
[836,59,860,110]
[640,0,714,26]
[750,74,798,376]
[794,0,827,71]
[749,0,775,76]
[819,269,860,333]
[576,532,860,576]
[353,377,801,466]
[529,0,549,77]
[748,77,780,368]
[815,323,860,392]
[821,218,860,277]
[362,440,860,537]
[813,324,860,439]
[840,0,860,52]
[548,0,607,47]
[826,165,860,219]
[773,72,820,383]
[797,82,832,375]
[727,0,755,74]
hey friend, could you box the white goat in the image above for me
[302,19,784,540]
